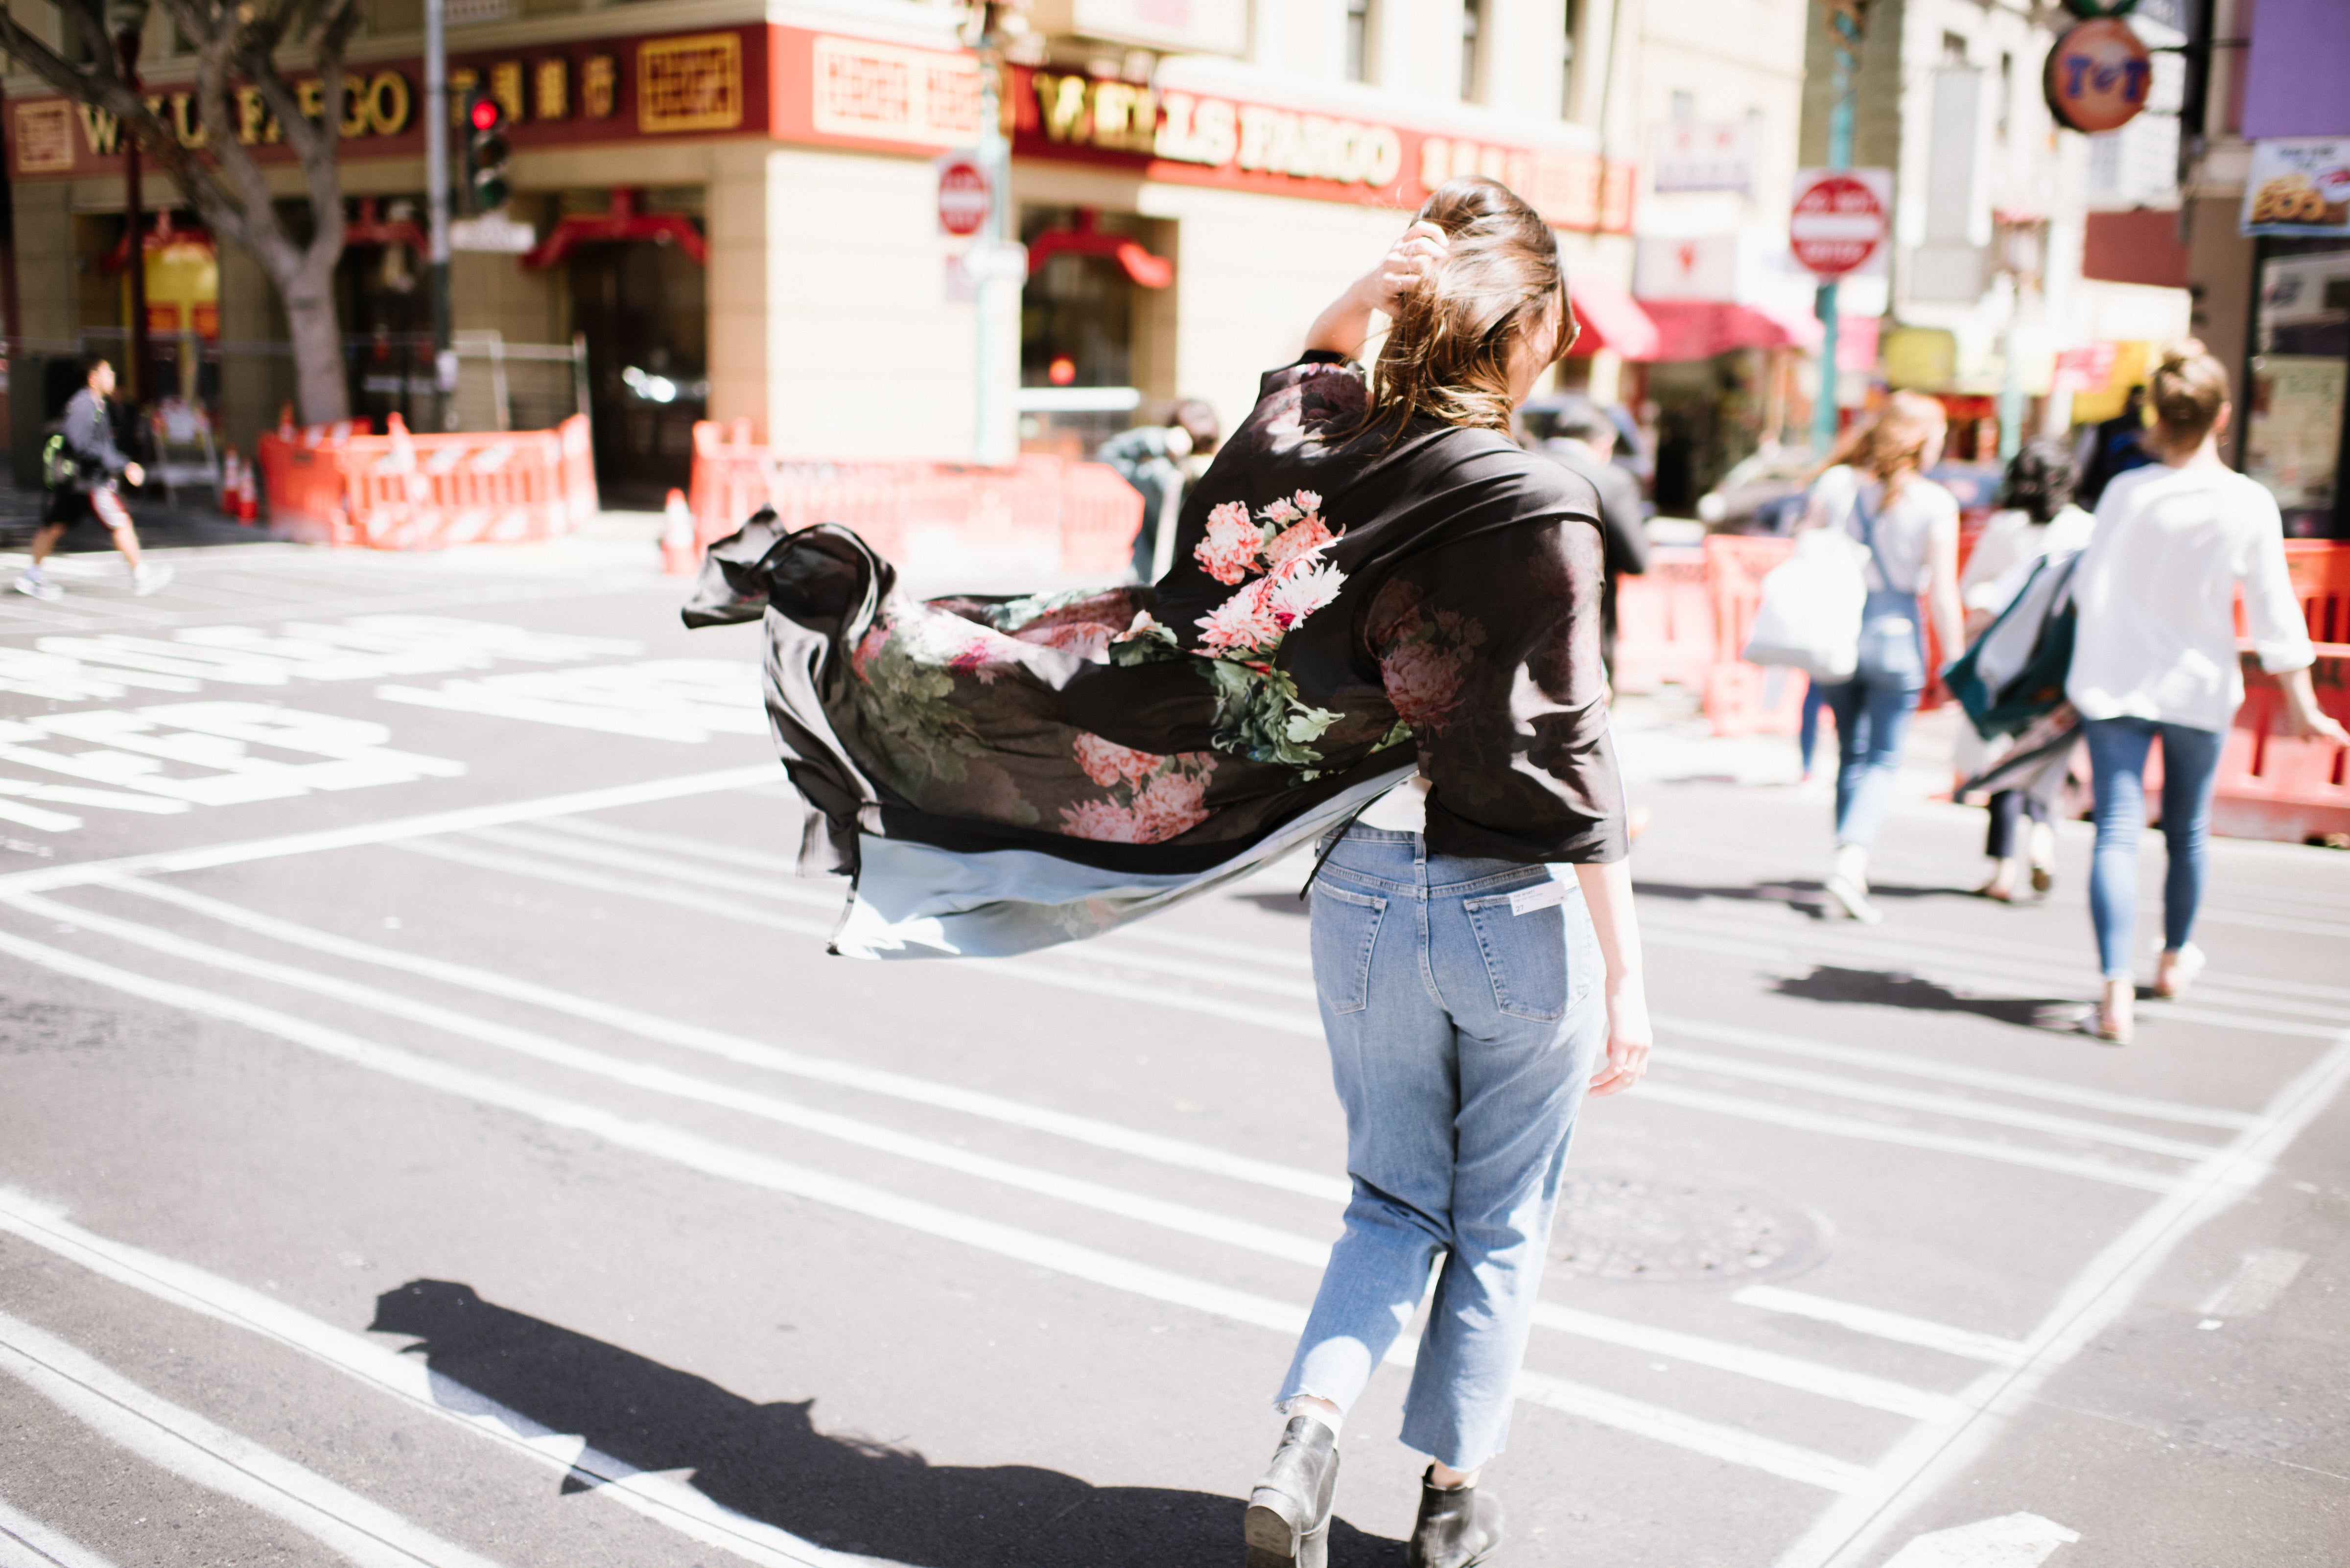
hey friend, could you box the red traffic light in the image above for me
[469,97,502,131]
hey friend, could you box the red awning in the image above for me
[1566,275,1660,360]
[1634,300,1820,362]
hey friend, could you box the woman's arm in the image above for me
[1574,858,1652,1097]
[1927,508,1965,663]
[2280,667,2350,746]
[1303,221,1448,361]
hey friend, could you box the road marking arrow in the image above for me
[1880,1513,2078,1568]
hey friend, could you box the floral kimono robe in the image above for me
[684,354,1627,959]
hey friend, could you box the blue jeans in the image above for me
[2084,717,2225,980]
[1280,828,1606,1471]
[1816,670,1925,849]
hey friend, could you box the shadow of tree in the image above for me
[1772,965,2077,1029]
[370,1280,1402,1568]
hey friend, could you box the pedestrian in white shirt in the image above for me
[1959,438,2097,902]
[2067,340,2349,1043]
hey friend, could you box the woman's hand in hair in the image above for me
[1303,221,1449,360]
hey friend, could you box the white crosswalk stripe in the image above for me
[0,1309,505,1568]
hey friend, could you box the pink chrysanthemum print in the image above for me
[1058,799,1143,843]
[1380,640,1473,732]
[1073,732,1160,789]
[1196,501,1262,585]
[1130,770,1210,842]
[1197,580,1286,654]
[1264,515,1334,572]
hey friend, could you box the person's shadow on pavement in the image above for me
[370,1279,1403,1568]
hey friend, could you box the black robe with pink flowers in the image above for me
[684,354,1627,959]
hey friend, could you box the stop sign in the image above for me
[1790,168,1891,279]
[937,154,991,237]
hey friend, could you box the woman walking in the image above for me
[1797,394,1966,922]
[1958,438,2095,901]
[2067,341,2345,1042]
[682,178,1647,1568]
[1243,184,1648,1568]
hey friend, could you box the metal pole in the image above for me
[118,27,147,408]
[973,21,1013,467]
[425,0,454,431]
[1811,14,1858,456]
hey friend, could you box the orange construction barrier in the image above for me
[1700,535,1810,734]
[255,414,597,549]
[1611,544,1713,693]
[2209,541,2350,843]
[685,421,1142,575]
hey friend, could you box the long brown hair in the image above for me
[1352,177,1574,446]
[1818,391,1946,504]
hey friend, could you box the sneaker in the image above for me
[130,563,175,597]
[13,572,63,603]
[1823,872,1881,924]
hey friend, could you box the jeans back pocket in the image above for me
[1462,893,1569,1022]
[1309,883,1387,1015]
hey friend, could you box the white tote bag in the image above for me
[1740,527,1869,681]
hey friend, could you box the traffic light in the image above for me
[465,90,511,212]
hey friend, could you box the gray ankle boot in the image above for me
[1406,1467,1503,1568]
[1243,1415,1339,1568]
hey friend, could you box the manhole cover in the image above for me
[1549,1170,1833,1286]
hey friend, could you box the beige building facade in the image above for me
[4,0,1673,498]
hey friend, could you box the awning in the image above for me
[1636,300,1816,362]
[1566,275,1660,360]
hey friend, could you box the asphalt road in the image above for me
[1,529,2344,1568]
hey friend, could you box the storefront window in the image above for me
[2245,242,2350,538]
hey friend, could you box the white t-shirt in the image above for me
[1806,466,1958,595]
[2066,462,2313,733]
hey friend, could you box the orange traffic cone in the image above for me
[660,488,698,575]
[235,451,260,521]
[219,450,242,516]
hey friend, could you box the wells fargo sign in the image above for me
[5,25,765,180]
[773,29,1632,233]
[8,20,1633,234]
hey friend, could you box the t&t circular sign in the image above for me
[2044,18,2154,135]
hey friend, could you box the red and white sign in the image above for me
[1789,167,1890,279]
[936,152,990,236]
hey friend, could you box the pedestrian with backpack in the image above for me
[1792,393,1965,922]
[2067,341,2345,1043]
[1954,438,2096,901]
[15,355,173,602]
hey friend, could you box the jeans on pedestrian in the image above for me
[2083,717,2225,979]
[1278,827,1605,1472]
[1816,670,1924,849]
[1984,788,2050,860]
[1798,680,1827,775]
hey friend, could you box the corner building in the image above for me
[4,0,1638,498]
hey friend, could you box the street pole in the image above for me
[425,0,454,431]
[1812,5,1861,456]
[115,23,146,407]
[972,10,1013,467]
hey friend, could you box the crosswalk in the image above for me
[0,776,2341,1568]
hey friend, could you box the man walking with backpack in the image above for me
[15,355,173,602]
